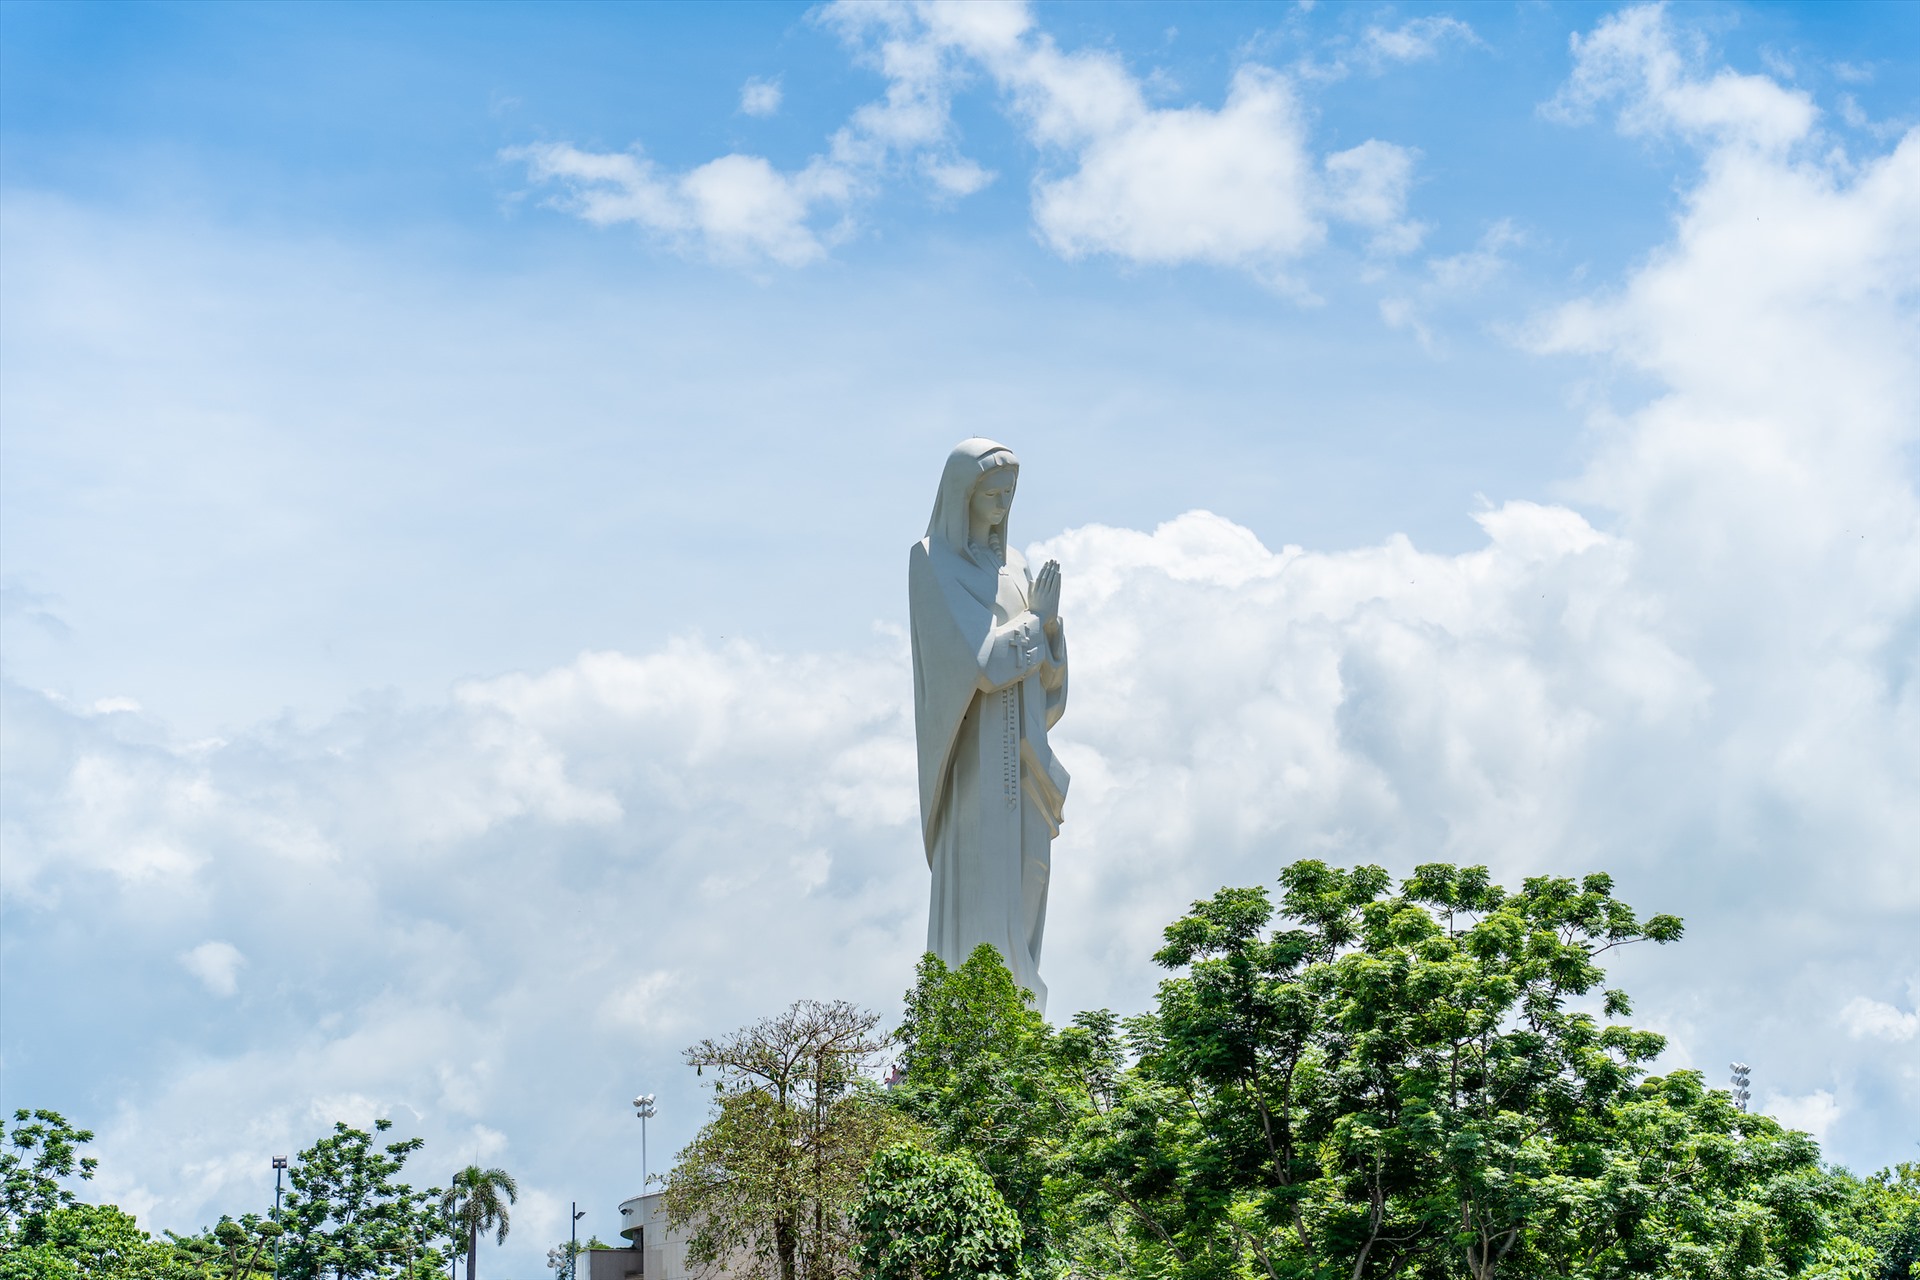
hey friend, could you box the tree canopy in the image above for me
[663,998,923,1280]
[0,1110,99,1233]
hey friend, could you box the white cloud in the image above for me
[506,143,849,268]
[466,1124,509,1162]
[890,1,1423,275]
[1361,16,1481,66]
[1323,139,1425,255]
[1545,4,1818,152]
[1029,66,1324,272]
[739,76,783,118]
[919,155,995,196]
[180,941,246,997]
[1765,1089,1843,1141]
[1840,996,1920,1042]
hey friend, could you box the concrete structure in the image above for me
[911,438,1070,1013]
[581,1192,711,1280]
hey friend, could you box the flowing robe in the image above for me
[910,535,1069,1010]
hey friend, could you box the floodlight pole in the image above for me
[1730,1062,1752,1114]
[271,1156,287,1279]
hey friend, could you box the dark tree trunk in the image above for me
[467,1217,478,1280]
[776,1214,796,1280]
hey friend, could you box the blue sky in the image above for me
[3,1,1918,1273]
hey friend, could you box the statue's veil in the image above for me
[926,438,1018,555]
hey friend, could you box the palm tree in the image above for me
[440,1165,518,1280]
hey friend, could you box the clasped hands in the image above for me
[983,560,1064,688]
[1030,559,1063,635]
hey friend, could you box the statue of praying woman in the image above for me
[909,438,1069,1012]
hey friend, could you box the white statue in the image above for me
[910,439,1069,1012]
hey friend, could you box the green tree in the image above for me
[441,1165,517,1280]
[0,1111,189,1280]
[0,1110,99,1236]
[856,1143,1022,1280]
[278,1119,448,1280]
[1523,1068,1839,1277]
[891,945,1130,1275]
[0,1202,195,1280]
[1820,1162,1920,1279]
[663,998,922,1280]
[1066,859,1874,1279]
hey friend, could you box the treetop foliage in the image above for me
[1,1110,99,1232]
[277,1118,448,1280]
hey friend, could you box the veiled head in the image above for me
[927,437,1019,555]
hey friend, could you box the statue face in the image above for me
[970,470,1016,532]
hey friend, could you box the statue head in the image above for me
[927,438,1019,560]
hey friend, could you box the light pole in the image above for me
[271,1156,287,1278]
[1730,1062,1752,1114]
[632,1095,657,1190]
[570,1203,587,1279]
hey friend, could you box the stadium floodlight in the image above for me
[1729,1063,1752,1113]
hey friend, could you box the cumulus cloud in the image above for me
[1027,66,1325,271]
[1323,139,1425,255]
[180,941,246,997]
[1545,4,1818,152]
[1361,16,1482,66]
[506,143,852,267]
[1766,1090,1843,1141]
[1840,995,1920,1042]
[919,155,994,196]
[739,76,783,118]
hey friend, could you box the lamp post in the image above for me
[271,1156,287,1278]
[570,1203,587,1279]
[632,1095,657,1189]
[1730,1062,1752,1114]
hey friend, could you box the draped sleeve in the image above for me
[909,538,986,864]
